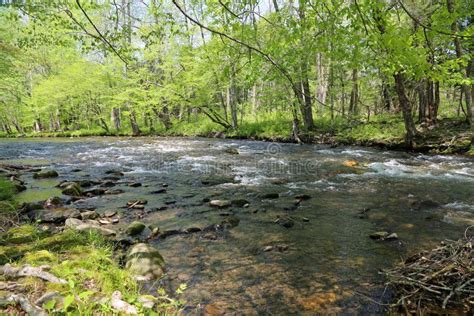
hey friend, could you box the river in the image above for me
[1,137,473,314]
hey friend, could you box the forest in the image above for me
[0,0,474,315]
[0,0,472,150]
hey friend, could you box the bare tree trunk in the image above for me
[111,108,121,131]
[129,111,141,136]
[417,79,427,123]
[349,69,358,115]
[316,53,328,113]
[394,73,417,146]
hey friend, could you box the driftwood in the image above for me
[0,264,67,284]
[0,293,47,316]
[384,228,473,313]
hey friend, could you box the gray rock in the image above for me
[276,216,294,228]
[65,218,116,237]
[36,208,81,223]
[262,193,279,199]
[80,210,99,220]
[44,196,63,209]
[209,200,231,208]
[224,147,239,155]
[33,169,58,179]
[104,210,117,218]
[126,243,165,281]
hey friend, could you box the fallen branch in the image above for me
[0,293,47,316]
[0,264,67,284]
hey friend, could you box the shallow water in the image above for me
[1,137,473,314]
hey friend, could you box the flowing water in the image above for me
[1,137,473,314]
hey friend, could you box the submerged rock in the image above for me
[33,169,58,179]
[262,193,279,199]
[276,216,294,228]
[201,175,238,186]
[231,199,249,207]
[224,147,239,155]
[128,182,142,187]
[61,182,83,196]
[126,243,165,281]
[370,231,398,240]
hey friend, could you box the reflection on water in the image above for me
[1,137,473,313]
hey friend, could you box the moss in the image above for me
[3,224,45,244]
[21,250,58,265]
[0,177,16,201]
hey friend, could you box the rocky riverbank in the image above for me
[0,165,183,315]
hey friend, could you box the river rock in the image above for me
[105,169,124,176]
[126,243,165,281]
[270,178,288,185]
[201,175,238,186]
[221,216,240,229]
[65,218,116,237]
[128,182,142,187]
[410,199,441,210]
[209,200,231,208]
[442,211,474,226]
[262,193,279,199]
[105,189,124,195]
[100,181,116,187]
[104,210,117,218]
[62,183,83,196]
[275,216,294,228]
[33,169,58,179]
[295,194,311,200]
[224,147,239,155]
[80,210,99,220]
[369,231,398,240]
[231,199,249,207]
[35,208,81,223]
[150,188,167,194]
[20,201,44,212]
[44,196,63,209]
[84,188,106,196]
[126,221,146,236]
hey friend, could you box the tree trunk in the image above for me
[316,53,328,113]
[447,0,473,124]
[129,111,141,136]
[394,73,417,146]
[349,69,358,115]
[111,108,121,131]
[417,80,427,123]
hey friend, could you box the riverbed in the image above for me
[1,137,473,314]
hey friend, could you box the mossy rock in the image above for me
[33,169,59,179]
[126,243,165,281]
[61,182,83,196]
[126,221,146,236]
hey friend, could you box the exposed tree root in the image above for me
[0,264,67,284]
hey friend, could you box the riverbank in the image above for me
[0,176,181,314]
[1,116,472,156]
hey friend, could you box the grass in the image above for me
[0,177,16,201]
[0,227,182,314]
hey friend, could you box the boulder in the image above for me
[33,169,58,179]
[126,243,165,281]
[62,183,83,196]
[221,216,240,229]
